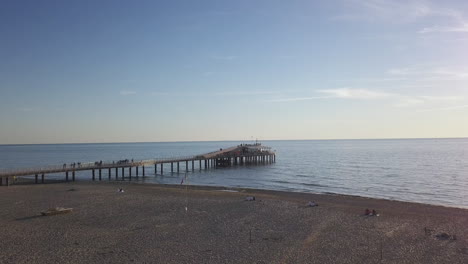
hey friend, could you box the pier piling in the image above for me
[0,143,275,186]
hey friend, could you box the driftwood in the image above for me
[41,207,73,216]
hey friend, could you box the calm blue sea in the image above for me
[1,139,467,208]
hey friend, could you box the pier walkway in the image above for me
[0,144,276,186]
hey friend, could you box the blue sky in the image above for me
[1,0,467,144]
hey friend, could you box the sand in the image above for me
[0,182,467,263]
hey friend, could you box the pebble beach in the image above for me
[1,182,467,263]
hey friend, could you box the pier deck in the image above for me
[0,144,276,186]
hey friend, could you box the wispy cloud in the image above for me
[318,88,394,99]
[267,96,333,102]
[387,66,468,81]
[335,0,468,34]
[268,88,394,102]
[268,87,465,112]
[120,91,137,96]
[334,0,440,22]
[420,24,468,33]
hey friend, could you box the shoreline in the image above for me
[12,178,468,210]
[1,182,467,263]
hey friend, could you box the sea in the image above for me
[1,139,467,209]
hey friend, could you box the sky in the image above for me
[1,0,468,144]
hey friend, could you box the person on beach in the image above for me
[365,208,370,215]
[372,209,378,216]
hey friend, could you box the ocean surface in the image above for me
[1,139,467,209]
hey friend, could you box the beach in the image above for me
[1,182,467,264]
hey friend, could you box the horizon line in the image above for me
[1,136,467,146]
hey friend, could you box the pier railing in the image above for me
[0,145,276,179]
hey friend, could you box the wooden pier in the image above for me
[0,144,276,186]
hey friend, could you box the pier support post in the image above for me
[108,168,111,180]
[199,160,202,170]
[0,177,2,186]
[66,171,69,182]
[171,162,173,173]
[121,167,125,180]
[41,173,44,183]
[92,169,95,181]
[35,174,38,184]
[6,177,9,186]
[186,161,188,172]
[154,164,157,175]
[115,167,118,180]
[129,167,132,180]
[99,169,102,181]
[143,166,145,177]
[177,162,179,173]
[160,163,163,174]
[72,170,75,181]
[136,166,139,177]
[192,160,194,171]
[204,160,207,169]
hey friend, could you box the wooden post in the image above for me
[177,162,180,173]
[115,167,118,180]
[171,162,173,173]
[6,177,9,186]
[122,167,124,179]
[199,160,202,170]
[72,170,75,181]
[92,169,95,181]
[129,167,132,180]
[41,173,44,183]
[186,161,188,172]
[154,164,157,175]
[0,177,2,186]
[143,166,145,177]
[35,174,38,184]
[108,168,111,180]
[66,171,69,181]
[136,166,139,177]
[160,163,163,174]
[192,160,194,171]
[205,160,207,169]
[99,169,102,181]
